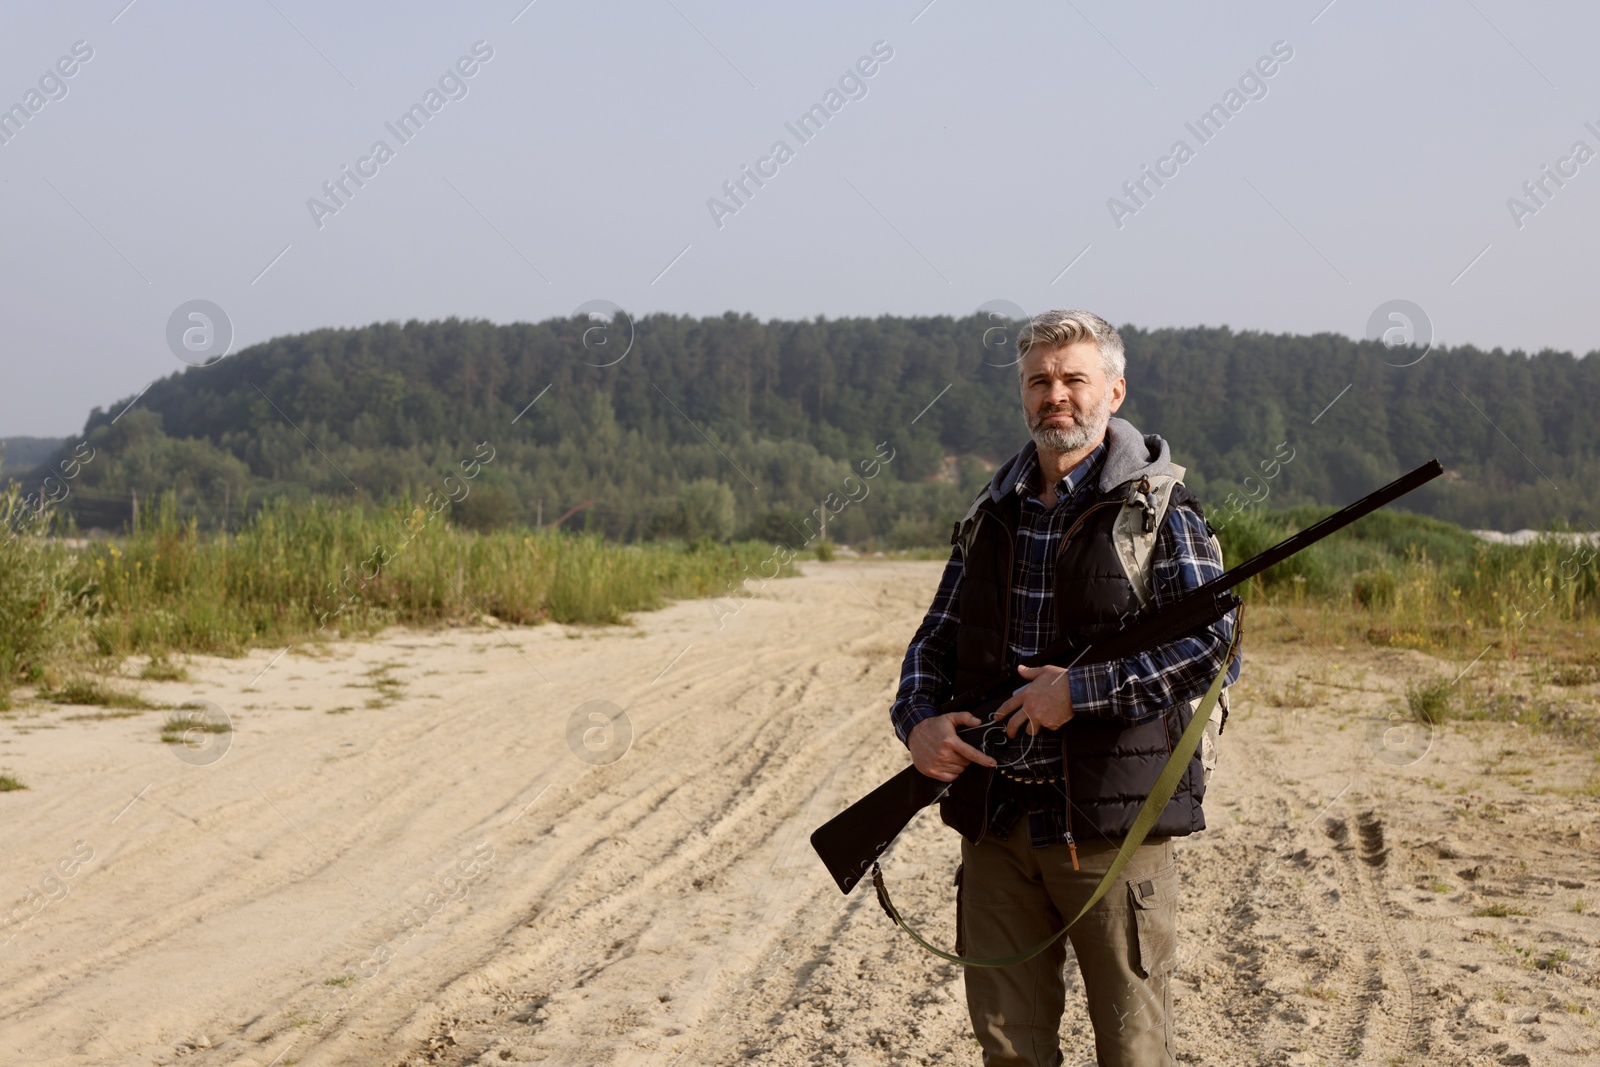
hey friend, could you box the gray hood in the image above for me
[983,417,1174,503]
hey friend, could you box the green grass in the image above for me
[1471,902,1532,918]
[0,771,26,792]
[138,654,189,682]
[80,496,793,649]
[0,492,796,682]
[43,678,157,709]
[6,491,1597,691]
[1234,510,1600,745]
[1406,678,1454,725]
[159,709,233,744]
[0,487,79,701]
[354,663,405,709]
[1218,506,1600,656]
[1550,664,1599,686]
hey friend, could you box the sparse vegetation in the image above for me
[1537,948,1571,970]
[1472,903,1532,918]
[63,710,144,722]
[43,678,156,710]
[139,654,189,682]
[0,770,27,792]
[159,709,232,745]
[1273,678,1317,708]
[1406,678,1455,725]
[357,663,405,709]
[1550,663,1599,686]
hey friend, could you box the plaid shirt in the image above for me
[889,441,1240,845]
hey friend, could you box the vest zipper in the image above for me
[1063,767,1079,871]
[1050,495,1121,868]
[1055,497,1123,556]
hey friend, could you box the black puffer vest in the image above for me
[938,448,1213,846]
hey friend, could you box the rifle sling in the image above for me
[871,636,1236,969]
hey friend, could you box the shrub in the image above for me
[887,516,949,551]
[648,479,737,542]
[1406,677,1454,725]
[735,506,809,548]
[1352,569,1397,608]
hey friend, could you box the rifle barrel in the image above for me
[950,459,1444,704]
[1189,458,1444,601]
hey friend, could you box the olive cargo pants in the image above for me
[957,832,1178,1067]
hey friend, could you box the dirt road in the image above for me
[2,561,1596,1066]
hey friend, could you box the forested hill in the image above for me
[18,314,1600,541]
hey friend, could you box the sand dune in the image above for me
[2,561,1596,1066]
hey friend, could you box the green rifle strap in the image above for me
[872,641,1236,969]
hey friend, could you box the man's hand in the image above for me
[993,663,1074,737]
[908,711,997,782]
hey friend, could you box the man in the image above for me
[891,309,1240,1066]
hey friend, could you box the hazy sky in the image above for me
[1,0,1596,436]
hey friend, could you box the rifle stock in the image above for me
[809,765,948,895]
[810,459,1443,895]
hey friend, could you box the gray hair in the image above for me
[1015,309,1125,382]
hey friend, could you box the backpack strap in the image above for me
[1110,467,1185,610]
[1107,464,1233,757]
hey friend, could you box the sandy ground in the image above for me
[2,560,1597,1067]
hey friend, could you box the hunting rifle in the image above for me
[811,458,1444,896]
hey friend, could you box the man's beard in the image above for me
[1027,389,1111,454]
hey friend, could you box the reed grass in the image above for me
[0,488,78,696]
[1,493,793,686]
[4,491,1596,698]
[42,678,158,709]
[1217,506,1600,658]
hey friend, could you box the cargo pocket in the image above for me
[953,863,966,956]
[1128,863,1178,979]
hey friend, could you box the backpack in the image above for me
[1107,465,1230,787]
